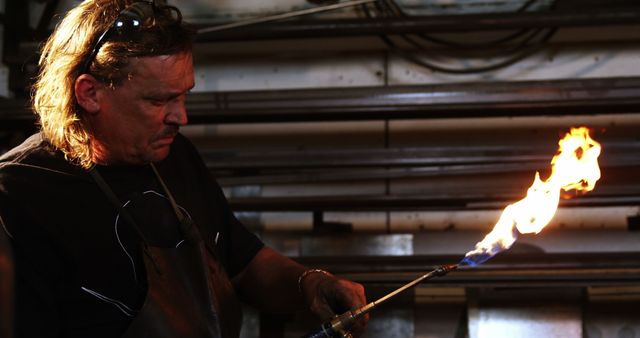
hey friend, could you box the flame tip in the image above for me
[463,126,601,266]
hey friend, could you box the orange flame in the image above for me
[462,127,601,266]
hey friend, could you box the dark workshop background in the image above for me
[1,0,639,337]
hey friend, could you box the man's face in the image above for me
[91,52,195,165]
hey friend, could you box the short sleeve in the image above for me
[207,177,264,278]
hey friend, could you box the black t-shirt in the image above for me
[0,133,264,338]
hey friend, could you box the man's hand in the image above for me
[233,248,369,336]
[300,270,369,337]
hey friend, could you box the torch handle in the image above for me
[300,264,457,338]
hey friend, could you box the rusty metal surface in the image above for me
[300,234,413,256]
[468,302,582,338]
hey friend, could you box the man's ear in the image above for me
[75,74,101,115]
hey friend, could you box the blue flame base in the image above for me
[459,253,493,266]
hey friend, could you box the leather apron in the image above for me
[90,165,242,338]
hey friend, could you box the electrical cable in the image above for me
[361,0,559,74]
[391,28,557,74]
[383,19,553,58]
[385,0,543,48]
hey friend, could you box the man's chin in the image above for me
[144,146,171,163]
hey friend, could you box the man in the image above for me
[0,0,368,337]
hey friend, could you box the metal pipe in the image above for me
[197,7,640,41]
[300,264,458,338]
[197,0,377,35]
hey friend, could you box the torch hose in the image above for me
[300,264,458,338]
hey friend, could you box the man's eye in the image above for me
[149,99,166,106]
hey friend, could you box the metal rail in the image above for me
[227,194,640,212]
[4,77,640,127]
[185,77,640,123]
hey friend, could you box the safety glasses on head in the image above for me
[80,0,182,75]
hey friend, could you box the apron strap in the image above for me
[149,163,197,240]
[149,164,229,277]
[88,167,162,275]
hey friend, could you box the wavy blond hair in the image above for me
[33,0,193,168]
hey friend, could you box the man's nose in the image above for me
[165,101,188,126]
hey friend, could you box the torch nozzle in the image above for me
[434,264,458,276]
[300,264,458,338]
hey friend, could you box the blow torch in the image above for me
[300,264,458,338]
